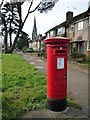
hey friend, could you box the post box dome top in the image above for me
[43,37,70,44]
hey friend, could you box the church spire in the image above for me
[32,16,37,41]
[34,16,36,30]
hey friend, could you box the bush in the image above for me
[22,47,27,53]
[76,53,86,58]
[86,55,90,61]
[70,53,86,59]
[38,49,46,58]
[76,53,86,63]
[68,54,74,61]
[70,47,76,59]
[69,52,87,63]
[71,52,76,59]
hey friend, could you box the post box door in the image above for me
[53,49,67,99]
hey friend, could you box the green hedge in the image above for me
[70,53,86,59]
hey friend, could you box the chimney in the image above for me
[66,11,73,23]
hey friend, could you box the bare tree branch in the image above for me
[22,0,33,27]
[0,0,4,7]
[29,2,41,13]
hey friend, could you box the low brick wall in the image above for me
[68,61,88,73]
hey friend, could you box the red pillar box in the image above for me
[43,37,70,111]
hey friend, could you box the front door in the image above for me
[78,42,83,53]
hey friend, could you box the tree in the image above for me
[17,31,29,50]
[1,2,20,51]
[0,0,4,45]
[1,0,59,53]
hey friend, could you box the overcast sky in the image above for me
[21,0,89,39]
[1,0,90,40]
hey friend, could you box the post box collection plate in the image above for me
[57,58,64,69]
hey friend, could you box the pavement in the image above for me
[17,52,89,119]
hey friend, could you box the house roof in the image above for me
[84,6,90,17]
[45,21,66,34]
[45,8,89,34]
[71,11,86,23]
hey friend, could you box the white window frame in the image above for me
[50,30,55,37]
[78,21,83,31]
[69,24,74,33]
[47,33,50,38]
[87,40,90,51]
[57,27,65,36]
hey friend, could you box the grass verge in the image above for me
[2,53,46,119]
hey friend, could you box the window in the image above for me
[57,27,65,35]
[87,40,90,51]
[47,33,50,38]
[78,21,83,30]
[50,30,55,37]
[69,24,74,33]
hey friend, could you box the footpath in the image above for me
[18,52,89,119]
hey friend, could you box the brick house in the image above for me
[45,6,90,56]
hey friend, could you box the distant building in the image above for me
[31,16,38,51]
[45,4,90,56]
[30,16,45,51]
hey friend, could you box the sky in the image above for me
[21,0,89,38]
[0,0,90,42]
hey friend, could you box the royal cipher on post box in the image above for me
[43,37,70,111]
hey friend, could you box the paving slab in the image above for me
[21,110,52,119]
[81,105,90,117]
[49,107,85,119]
[48,108,70,119]
[75,114,89,118]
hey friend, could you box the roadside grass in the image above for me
[2,53,46,119]
[67,96,81,109]
[2,53,81,119]
[81,61,90,68]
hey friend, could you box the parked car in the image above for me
[26,48,34,53]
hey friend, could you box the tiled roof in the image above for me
[84,6,90,17]
[71,11,86,23]
[45,21,66,33]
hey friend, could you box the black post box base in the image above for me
[47,97,67,111]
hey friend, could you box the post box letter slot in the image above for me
[54,50,65,55]
[57,58,64,69]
